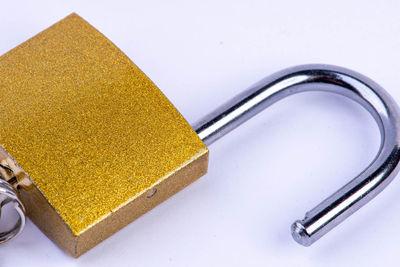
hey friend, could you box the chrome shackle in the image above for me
[195,64,400,246]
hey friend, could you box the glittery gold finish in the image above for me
[0,14,208,257]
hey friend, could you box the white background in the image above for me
[1,1,400,266]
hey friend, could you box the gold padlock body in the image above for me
[0,14,208,257]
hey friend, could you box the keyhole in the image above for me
[147,188,157,198]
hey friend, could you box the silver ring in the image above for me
[0,178,25,243]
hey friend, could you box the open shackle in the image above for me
[194,64,400,246]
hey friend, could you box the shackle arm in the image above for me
[194,64,400,246]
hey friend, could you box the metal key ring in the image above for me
[0,178,25,243]
[195,64,400,246]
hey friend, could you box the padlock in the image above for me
[1,13,400,257]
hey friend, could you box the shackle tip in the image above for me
[291,220,312,247]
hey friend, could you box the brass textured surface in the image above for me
[76,152,208,256]
[0,14,208,256]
